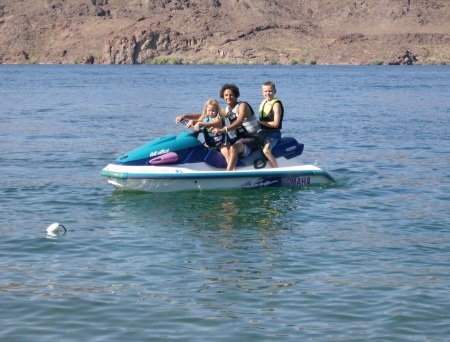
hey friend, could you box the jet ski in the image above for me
[100,127,335,192]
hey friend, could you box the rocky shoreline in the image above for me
[1,0,449,65]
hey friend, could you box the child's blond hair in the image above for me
[199,99,222,121]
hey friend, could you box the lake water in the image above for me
[0,65,449,341]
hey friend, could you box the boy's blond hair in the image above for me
[263,81,276,92]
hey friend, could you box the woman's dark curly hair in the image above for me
[220,84,240,99]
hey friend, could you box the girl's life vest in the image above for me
[259,98,284,131]
[225,102,259,139]
[202,115,225,146]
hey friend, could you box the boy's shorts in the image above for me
[258,130,281,151]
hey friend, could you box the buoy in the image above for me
[46,223,67,235]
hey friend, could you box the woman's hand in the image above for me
[175,115,185,124]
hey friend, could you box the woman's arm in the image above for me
[213,103,248,134]
[194,118,223,131]
[175,113,202,124]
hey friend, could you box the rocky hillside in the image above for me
[1,0,449,65]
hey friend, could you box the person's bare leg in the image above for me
[220,144,230,166]
[227,142,244,171]
[263,143,278,168]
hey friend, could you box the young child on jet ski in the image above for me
[257,81,284,168]
[192,99,231,165]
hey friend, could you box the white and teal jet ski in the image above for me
[101,128,334,192]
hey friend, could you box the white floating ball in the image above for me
[46,223,67,235]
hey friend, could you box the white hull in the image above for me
[101,158,334,193]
